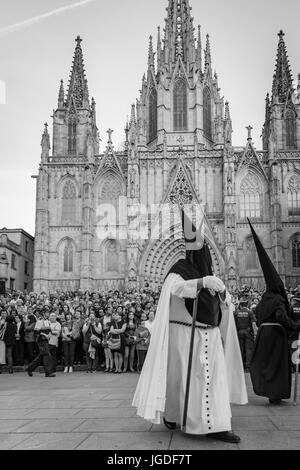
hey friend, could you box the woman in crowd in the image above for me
[102,321,113,372]
[144,310,155,335]
[48,312,62,373]
[73,310,84,365]
[24,310,37,364]
[13,313,25,366]
[61,313,75,373]
[82,312,102,373]
[109,311,127,373]
[134,312,150,373]
[123,311,136,372]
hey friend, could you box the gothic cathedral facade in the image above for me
[33,0,300,293]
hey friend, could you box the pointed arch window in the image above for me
[245,236,259,270]
[173,78,187,131]
[68,117,77,154]
[285,109,296,149]
[240,174,261,219]
[63,240,74,273]
[203,87,212,141]
[292,236,300,268]
[148,87,157,143]
[62,181,76,224]
[287,175,300,216]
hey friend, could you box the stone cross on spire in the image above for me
[107,128,114,144]
[246,125,253,141]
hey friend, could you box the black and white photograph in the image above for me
[0,0,300,456]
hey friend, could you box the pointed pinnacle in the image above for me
[225,101,231,120]
[205,33,211,66]
[148,35,155,67]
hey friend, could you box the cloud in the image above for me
[0,0,96,38]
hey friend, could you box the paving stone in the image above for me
[237,430,300,450]
[74,417,152,433]
[0,420,33,433]
[76,432,171,450]
[231,416,277,431]
[0,433,33,450]
[269,416,300,431]
[22,408,81,419]
[15,419,84,433]
[0,409,32,419]
[77,400,123,408]
[12,433,90,450]
[73,407,136,419]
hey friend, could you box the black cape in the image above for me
[250,292,298,400]
[167,259,222,327]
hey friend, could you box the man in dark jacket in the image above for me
[1,315,17,373]
[248,220,300,405]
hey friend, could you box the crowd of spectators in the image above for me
[0,286,160,375]
[0,283,299,375]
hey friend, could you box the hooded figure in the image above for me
[132,208,247,444]
[248,219,300,404]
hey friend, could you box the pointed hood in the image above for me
[181,209,213,277]
[247,219,288,302]
[168,208,221,328]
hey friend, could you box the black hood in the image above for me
[247,218,288,304]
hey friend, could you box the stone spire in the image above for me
[66,36,89,109]
[148,35,155,69]
[196,25,202,72]
[41,122,50,161]
[272,30,293,103]
[163,0,196,67]
[157,27,162,71]
[58,79,65,108]
[205,33,211,67]
[130,103,136,126]
[225,101,231,121]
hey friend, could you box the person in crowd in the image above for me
[234,297,257,371]
[82,313,102,373]
[24,311,37,364]
[72,310,84,365]
[109,312,127,373]
[123,312,136,372]
[0,315,17,374]
[48,312,62,374]
[0,310,7,372]
[26,310,55,378]
[134,313,150,373]
[62,313,75,373]
[102,322,113,372]
[144,310,155,335]
[13,314,25,367]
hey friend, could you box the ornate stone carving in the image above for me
[167,167,194,207]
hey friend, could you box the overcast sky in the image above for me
[1,0,300,236]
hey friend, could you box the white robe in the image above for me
[132,273,248,433]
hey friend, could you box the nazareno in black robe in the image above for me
[250,292,298,400]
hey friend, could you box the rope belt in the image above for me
[169,320,214,329]
[260,323,284,328]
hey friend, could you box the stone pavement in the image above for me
[0,371,299,450]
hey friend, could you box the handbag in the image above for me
[90,337,101,348]
[107,336,121,350]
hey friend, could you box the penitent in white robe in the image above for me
[132,273,248,434]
